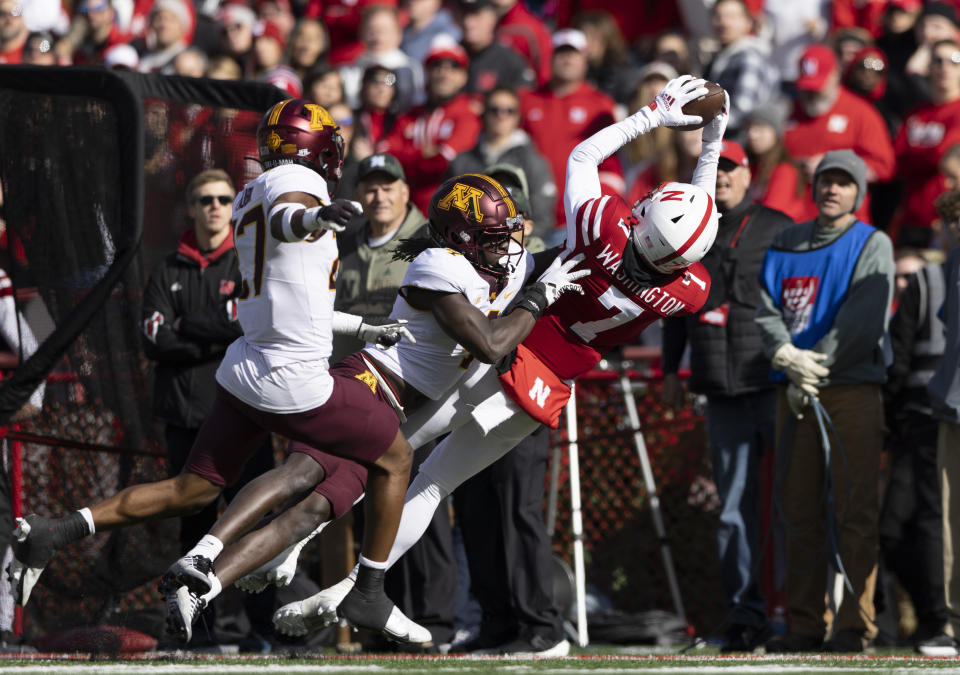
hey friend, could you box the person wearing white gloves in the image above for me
[756,149,895,653]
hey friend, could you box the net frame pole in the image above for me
[11,435,22,635]
[564,386,589,646]
[619,372,687,624]
[546,442,562,537]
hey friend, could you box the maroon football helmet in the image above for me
[429,174,524,279]
[257,98,345,188]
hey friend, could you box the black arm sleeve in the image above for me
[661,317,688,375]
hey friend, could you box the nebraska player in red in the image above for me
[273,75,727,636]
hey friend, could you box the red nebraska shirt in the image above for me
[894,98,960,228]
[377,93,482,213]
[784,87,896,183]
[496,1,554,87]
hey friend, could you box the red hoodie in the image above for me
[496,1,554,87]
[377,93,483,213]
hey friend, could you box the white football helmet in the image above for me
[630,181,719,273]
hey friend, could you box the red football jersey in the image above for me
[522,195,711,380]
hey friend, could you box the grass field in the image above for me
[1,648,960,674]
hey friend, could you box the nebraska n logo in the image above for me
[436,182,485,222]
[528,377,551,408]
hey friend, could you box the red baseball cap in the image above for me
[795,44,837,92]
[425,35,469,69]
[719,140,749,169]
[254,20,286,49]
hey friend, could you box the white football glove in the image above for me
[786,383,812,420]
[302,199,363,234]
[701,91,730,143]
[358,319,417,350]
[537,253,591,305]
[772,343,830,397]
[650,75,709,128]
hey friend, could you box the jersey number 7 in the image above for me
[233,204,267,300]
[570,286,644,343]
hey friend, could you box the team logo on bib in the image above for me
[354,370,378,395]
[780,276,818,336]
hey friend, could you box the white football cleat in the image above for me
[8,515,58,607]
[273,576,354,636]
[165,554,218,596]
[338,582,433,647]
[163,583,206,644]
[382,605,433,645]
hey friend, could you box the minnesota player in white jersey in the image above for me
[269,76,731,649]
[158,172,591,645]
[5,98,424,643]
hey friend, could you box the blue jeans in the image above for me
[706,390,777,626]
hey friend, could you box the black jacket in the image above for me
[141,229,243,427]
[448,133,557,232]
[662,198,793,396]
[885,263,947,420]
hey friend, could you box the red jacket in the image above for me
[894,98,960,229]
[377,93,482,213]
[554,0,682,42]
[521,81,622,225]
[0,42,23,65]
[831,0,887,37]
[784,87,896,183]
[496,2,554,87]
[305,0,400,65]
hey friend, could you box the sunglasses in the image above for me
[79,2,108,13]
[0,6,22,18]
[932,52,960,65]
[486,106,518,115]
[196,195,233,206]
[855,56,885,72]
[365,74,397,87]
[27,39,52,53]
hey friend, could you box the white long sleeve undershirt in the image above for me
[563,106,721,242]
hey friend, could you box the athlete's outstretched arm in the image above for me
[690,91,730,200]
[267,192,361,241]
[403,288,535,363]
[402,252,589,363]
[563,76,708,225]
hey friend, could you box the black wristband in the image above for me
[508,282,548,320]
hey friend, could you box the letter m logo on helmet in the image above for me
[304,103,336,130]
[257,98,345,186]
[435,181,486,222]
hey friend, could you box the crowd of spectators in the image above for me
[8,0,960,656]
[3,0,960,251]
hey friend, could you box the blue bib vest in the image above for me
[760,220,876,382]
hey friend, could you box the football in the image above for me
[676,81,726,132]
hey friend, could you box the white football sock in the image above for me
[185,534,223,561]
[78,508,95,535]
[385,472,447,569]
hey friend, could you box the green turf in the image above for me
[0,647,959,673]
